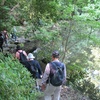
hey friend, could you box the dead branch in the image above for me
[10,3,19,12]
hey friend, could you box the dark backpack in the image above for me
[49,62,64,86]
[28,61,38,78]
[18,51,27,63]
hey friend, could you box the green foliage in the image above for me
[76,79,100,100]
[0,53,40,100]
[66,45,100,99]
[0,0,100,99]
[89,35,100,46]
[67,64,86,84]
[1,0,100,30]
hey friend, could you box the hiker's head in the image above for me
[52,51,59,59]
[27,53,35,60]
[3,30,7,33]
[16,45,21,51]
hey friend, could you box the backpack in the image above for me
[0,36,3,44]
[49,62,64,86]
[3,32,8,39]
[18,51,27,63]
[28,61,38,78]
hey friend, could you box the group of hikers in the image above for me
[0,29,17,52]
[15,45,43,91]
[0,29,66,100]
[15,45,66,100]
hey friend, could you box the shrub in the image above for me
[67,63,100,100]
[0,53,40,100]
[76,79,100,100]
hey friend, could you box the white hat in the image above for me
[27,53,35,59]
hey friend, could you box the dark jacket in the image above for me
[24,60,43,79]
[0,36,3,45]
[0,36,4,52]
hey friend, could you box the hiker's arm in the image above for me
[15,52,20,59]
[40,63,50,91]
[23,51,27,57]
[41,63,50,85]
[37,61,43,76]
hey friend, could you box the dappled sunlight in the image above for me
[91,47,100,59]
[87,47,100,88]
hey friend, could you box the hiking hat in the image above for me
[27,53,35,59]
[52,50,59,58]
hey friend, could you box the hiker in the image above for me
[11,32,17,41]
[15,45,27,65]
[2,30,8,46]
[0,33,4,52]
[25,53,43,90]
[11,26,17,41]
[41,50,66,100]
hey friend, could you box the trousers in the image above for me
[35,79,42,89]
[44,84,61,100]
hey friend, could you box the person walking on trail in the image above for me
[0,33,4,52]
[41,51,66,100]
[2,30,8,46]
[11,26,17,41]
[15,45,27,65]
[11,32,17,41]
[25,53,43,90]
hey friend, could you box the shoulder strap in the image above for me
[50,62,62,69]
[28,61,31,65]
[18,50,23,53]
[28,61,33,66]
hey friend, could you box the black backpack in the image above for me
[18,51,27,64]
[28,61,38,78]
[49,62,64,86]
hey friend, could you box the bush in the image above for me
[67,63,100,100]
[0,53,40,100]
[76,79,100,100]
